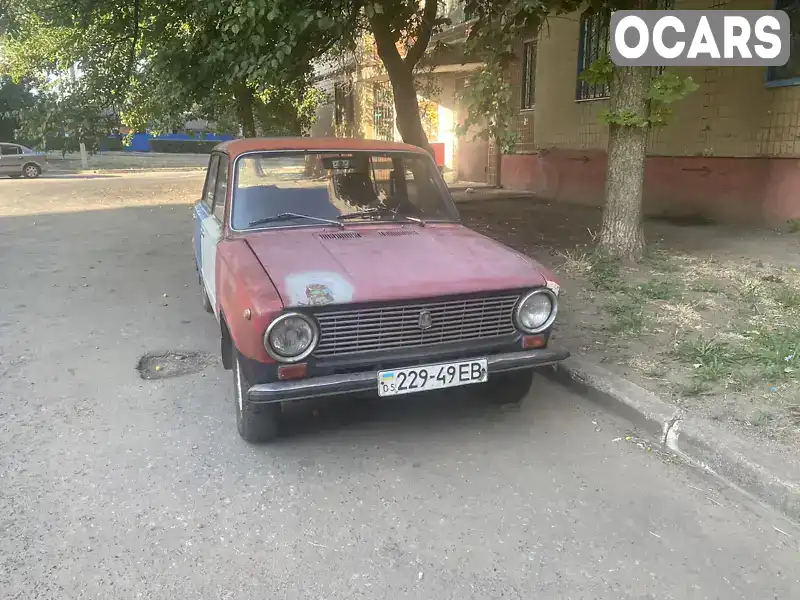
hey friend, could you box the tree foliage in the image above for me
[1,0,345,139]
[0,76,35,141]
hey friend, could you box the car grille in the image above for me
[312,293,520,358]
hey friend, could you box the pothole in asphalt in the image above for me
[136,351,216,380]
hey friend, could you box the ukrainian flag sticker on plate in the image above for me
[378,371,396,396]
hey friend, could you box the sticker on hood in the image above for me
[285,271,355,307]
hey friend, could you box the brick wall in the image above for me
[532,0,800,159]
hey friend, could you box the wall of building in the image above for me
[500,0,800,224]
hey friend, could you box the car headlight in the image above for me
[264,312,319,362]
[514,288,558,334]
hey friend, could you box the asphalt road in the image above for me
[1,173,799,600]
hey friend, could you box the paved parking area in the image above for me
[1,173,799,599]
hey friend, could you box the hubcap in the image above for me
[25,166,37,177]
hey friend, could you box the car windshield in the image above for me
[230,150,459,230]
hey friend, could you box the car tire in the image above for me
[200,277,214,314]
[22,163,41,179]
[233,347,280,443]
[485,370,535,406]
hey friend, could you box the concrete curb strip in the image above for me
[543,355,800,522]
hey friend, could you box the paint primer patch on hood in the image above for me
[546,280,560,296]
[284,271,355,307]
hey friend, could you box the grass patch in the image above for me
[648,249,682,274]
[588,254,625,292]
[605,298,648,334]
[749,409,776,427]
[677,380,713,397]
[673,336,743,383]
[631,279,682,301]
[774,285,800,309]
[689,279,721,294]
[674,328,800,392]
[740,328,800,382]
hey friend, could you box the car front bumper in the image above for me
[247,347,570,404]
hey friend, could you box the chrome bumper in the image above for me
[247,347,570,404]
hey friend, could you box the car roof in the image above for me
[214,137,429,159]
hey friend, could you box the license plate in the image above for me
[377,359,488,397]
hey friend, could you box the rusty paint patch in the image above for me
[285,271,354,307]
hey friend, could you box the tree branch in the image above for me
[369,14,406,76]
[126,0,140,85]
[404,0,438,68]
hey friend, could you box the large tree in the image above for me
[462,0,697,261]
[1,0,342,137]
[0,76,34,141]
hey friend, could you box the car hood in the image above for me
[243,224,550,307]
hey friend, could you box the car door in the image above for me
[194,154,218,276]
[0,144,23,174]
[200,152,228,318]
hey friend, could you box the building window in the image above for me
[576,10,610,101]
[520,40,536,110]
[575,1,673,101]
[767,0,800,85]
[334,83,345,127]
[373,82,395,141]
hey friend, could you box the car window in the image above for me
[212,155,228,222]
[230,150,459,230]
[202,154,220,209]
[0,145,20,156]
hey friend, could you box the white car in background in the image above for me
[0,143,47,179]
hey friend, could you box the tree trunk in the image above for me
[369,14,434,157]
[233,82,256,138]
[493,139,502,188]
[388,67,433,155]
[597,65,651,261]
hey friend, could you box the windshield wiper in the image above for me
[337,207,426,226]
[249,212,344,228]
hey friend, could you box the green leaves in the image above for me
[578,54,614,87]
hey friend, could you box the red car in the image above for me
[193,138,569,443]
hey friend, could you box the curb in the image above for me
[543,355,800,522]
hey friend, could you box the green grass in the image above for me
[605,299,648,334]
[674,328,800,392]
[749,409,775,427]
[673,337,743,383]
[631,279,682,301]
[774,285,800,309]
[677,380,713,397]
[740,328,800,382]
[689,279,721,294]
[588,254,625,292]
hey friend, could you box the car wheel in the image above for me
[200,276,214,314]
[22,163,41,179]
[233,347,280,443]
[485,370,534,406]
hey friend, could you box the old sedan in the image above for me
[193,138,569,443]
[0,142,47,178]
